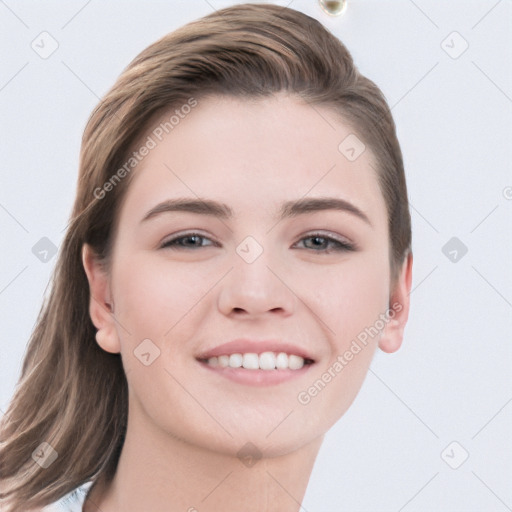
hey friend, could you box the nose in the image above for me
[217,249,296,319]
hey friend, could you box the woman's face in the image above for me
[85,93,410,457]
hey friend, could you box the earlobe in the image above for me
[378,252,413,354]
[82,244,121,354]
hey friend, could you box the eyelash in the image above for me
[160,231,355,253]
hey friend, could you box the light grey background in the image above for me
[1,1,511,510]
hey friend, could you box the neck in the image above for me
[85,403,323,512]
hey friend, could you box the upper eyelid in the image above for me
[298,230,353,245]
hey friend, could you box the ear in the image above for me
[378,252,413,354]
[82,243,121,354]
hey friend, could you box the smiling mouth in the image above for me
[197,352,315,371]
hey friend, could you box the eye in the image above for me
[294,232,355,253]
[160,232,217,250]
[159,231,355,253]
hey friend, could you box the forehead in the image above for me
[117,93,386,227]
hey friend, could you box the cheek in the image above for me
[110,258,223,441]
[295,251,389,423]
[311,252,390,345]
[112,255,215,340]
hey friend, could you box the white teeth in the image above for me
[288,354,304,370]
[242,353,259,369]
[205,351,308,370]
[259,351,276,370]
[229,353,243,368]
[275,352,289,369]
[218,355,230,367]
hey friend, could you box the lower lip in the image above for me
[197,360,314,386]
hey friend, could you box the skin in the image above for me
[82,92,412,512]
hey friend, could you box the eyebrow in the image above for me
[140,197,372,226]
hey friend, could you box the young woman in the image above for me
[0,3,412,511]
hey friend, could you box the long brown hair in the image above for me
[0,3,411,509]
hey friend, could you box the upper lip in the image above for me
[196,338,315,362]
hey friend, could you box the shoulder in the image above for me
[39,481,94,512]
